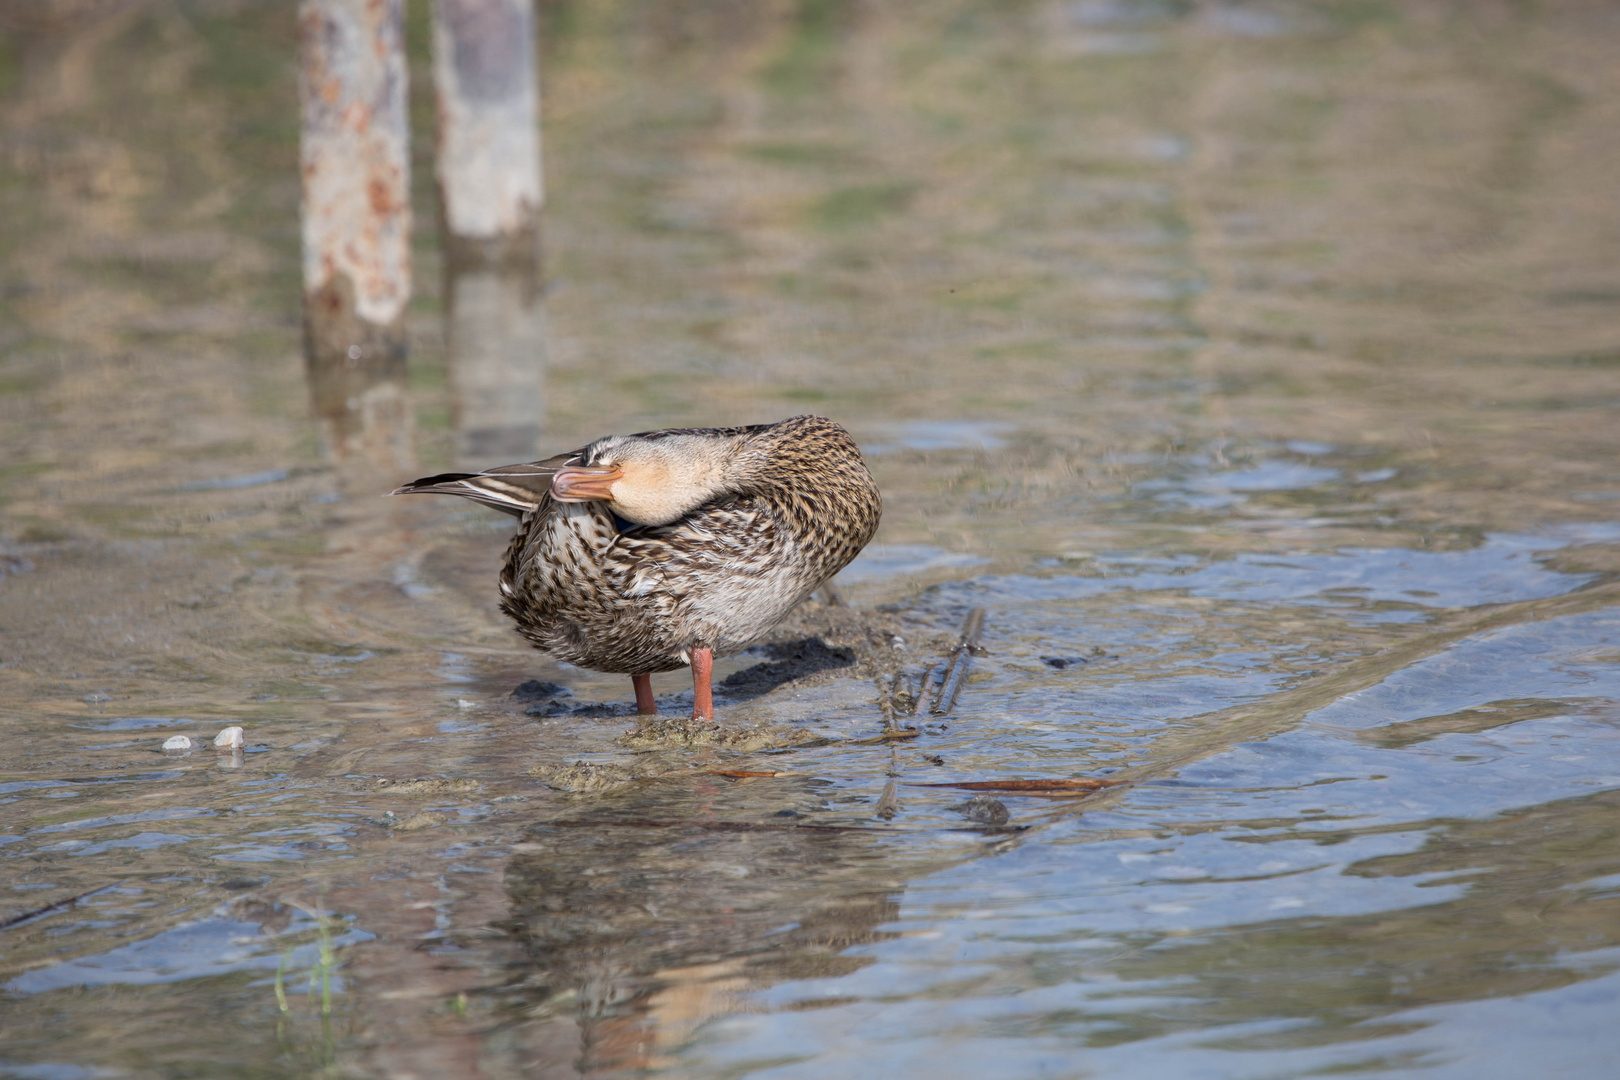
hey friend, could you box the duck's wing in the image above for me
[388,452,580,517]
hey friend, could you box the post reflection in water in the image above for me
[304,321,417,470]
[445,266,547,464]
[501,781,909,1075]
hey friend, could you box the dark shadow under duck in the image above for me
[389,415,882,721]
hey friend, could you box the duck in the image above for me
[389,415,882,721]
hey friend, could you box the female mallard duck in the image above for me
[390,415,881,721]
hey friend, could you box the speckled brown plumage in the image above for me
[392,415,882,702]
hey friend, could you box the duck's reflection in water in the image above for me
[504,781,906,1074]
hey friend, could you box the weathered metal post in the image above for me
[298,0,414,466]
[431,0,546,463]
[431,0,544,270]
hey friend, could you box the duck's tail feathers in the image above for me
[388,461,567,517]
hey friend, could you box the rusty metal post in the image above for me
[298,0,414,466]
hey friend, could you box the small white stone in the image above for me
[162,735,193,752]
[213,726,245,749]
[456,698,476,710]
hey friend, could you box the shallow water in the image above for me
[3,1,1620,1077]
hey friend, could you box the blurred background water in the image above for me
[2,1,1619,1077]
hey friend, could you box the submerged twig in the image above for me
[538,817,1027,835]
[545,817,870,832]
[850,728,920,745]
[886,608,986,721]
[878,672,899,730]
[933,607,987,716]
[0,882,120,932]
[911,664,939,716]
[909,778,1122,796]
[874,778,899,820]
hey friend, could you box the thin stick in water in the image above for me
[912,664,938,716]
[934,607,987,716]
[0,882,120,931]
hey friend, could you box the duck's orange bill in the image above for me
[550,465,622,502]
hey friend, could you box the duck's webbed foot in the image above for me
[691,647,714,722]
[632,673,656,715]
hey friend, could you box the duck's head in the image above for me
[549,433,743,526]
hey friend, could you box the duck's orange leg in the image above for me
[632,674,656,715]
[691,647,714,722]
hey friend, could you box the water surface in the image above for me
[2,1,1619,1077]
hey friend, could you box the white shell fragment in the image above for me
[213,726,245,749]
[162,735,193,752]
